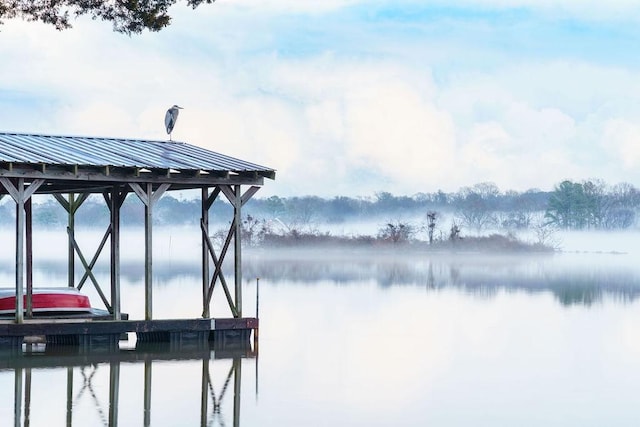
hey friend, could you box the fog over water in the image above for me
[2,226,640,425]
[1,227,640,309]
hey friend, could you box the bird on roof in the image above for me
[164,105,183,140]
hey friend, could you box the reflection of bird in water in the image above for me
[164,105,183,140]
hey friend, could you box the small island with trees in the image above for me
[2,178,636,254]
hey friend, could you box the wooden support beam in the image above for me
[201,219,238,318]
[77,225,112,290]
[0,177,20,201]
[241,186,260,207]
[144,183,153,321]
[219,185,236,207]
[53,193,70,212]
[205,187,221,210]
[234,185,243,318]
[131,182,171,321]
[15,184,24,324]
[201,188,210,318]
[25,198,32,319]
[151,183,170,205]
[54,192,89,288]
[67,193,75,288]
[67,227,112,312]
[0,178,43,324]
[200,184,255,319]
[201,186,222,318]
[108,185,127,321]
[0,165,266,187]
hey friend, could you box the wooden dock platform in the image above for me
[0,317,258,349]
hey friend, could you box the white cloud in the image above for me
[344,80,456,187]
[3,3,640,196]
[602,119,640,170]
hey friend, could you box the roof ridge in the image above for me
[0,131,178,144]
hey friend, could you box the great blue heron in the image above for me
[165,105,183,140]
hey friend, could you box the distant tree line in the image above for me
[0,179,638,233]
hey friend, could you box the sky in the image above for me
[1,0,640,197]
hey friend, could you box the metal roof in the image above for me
[0,132,275,177]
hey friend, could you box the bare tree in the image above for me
[455,182,499,232]
[426,211,437,244]
[449,221,461,241]
[378,221,415,244]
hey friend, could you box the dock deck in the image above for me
[0,317,258,349]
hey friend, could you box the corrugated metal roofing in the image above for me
[0,132,275,175]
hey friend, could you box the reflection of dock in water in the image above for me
[6,340,257,427]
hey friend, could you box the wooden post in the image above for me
[201,187,210,318]
[15,179,24,324]
[111,186,121,320]
[144,183,153,321]
[0,178,43,324]
[130,182,169,321]
[25,197,33,319]
[234,185,242,318]
[54,193,89,288]
[68,193,75,288]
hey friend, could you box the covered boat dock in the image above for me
[0,132,275,348]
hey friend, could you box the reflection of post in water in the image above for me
[24,367,31,427]
[66,367,73,427]
[200,354,244,427]
[144,360,152,427]
[109,361,120,427]
[14,367,21,427]
[73,364,114,426]
[10,340,254,427]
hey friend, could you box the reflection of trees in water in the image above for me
[3,254,640,307]
[243,254,640,306]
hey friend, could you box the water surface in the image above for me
[1,232,640,426]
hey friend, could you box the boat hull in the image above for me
[0,288,92,314]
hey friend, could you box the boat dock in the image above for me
[0,317,259,349]
[0,132,274,349]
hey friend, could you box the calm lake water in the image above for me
[1,229,640,426]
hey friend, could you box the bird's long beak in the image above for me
[177,106,184,109]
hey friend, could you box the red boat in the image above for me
[0,288,92,314]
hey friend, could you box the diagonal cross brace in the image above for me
[67,227,112,312]
[201,219,238,318]
[102,187,129,210]
[206,360,236,416]
[53,192,90,214]
[0,178,45,203]
[129,183,170,206]
[219,185,260,208]
[77,224,112,290]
